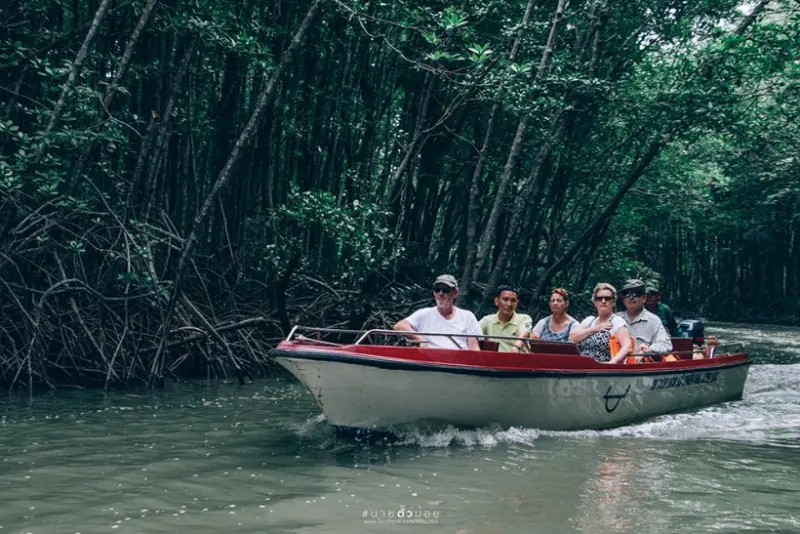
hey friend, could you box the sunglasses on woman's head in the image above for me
[594,295,615,302]
[433,286,453,294]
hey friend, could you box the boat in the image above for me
[269,326,751,432]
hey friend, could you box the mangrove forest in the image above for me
[1,0,798,388]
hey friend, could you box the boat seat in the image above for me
[478,339,581,355]
[671,338,694,358]
[479,340,500,351]
[528,340,581,356]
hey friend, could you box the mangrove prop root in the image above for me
[0,197,286,390]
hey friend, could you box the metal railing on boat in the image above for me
[283,325,741,360]
[286,325,556,350]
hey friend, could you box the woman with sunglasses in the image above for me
[531,288,577,342]
[568,283,632,363]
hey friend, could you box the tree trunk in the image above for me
[470,0,569,284]
[69,0,159,185]
[461,0,536,298]
[143,37,198,220]
[151,0,324,383]
[384,73,435,204]
[531,138,667,297]
[35,0,114,163]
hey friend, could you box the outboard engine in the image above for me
[677,319,704,345]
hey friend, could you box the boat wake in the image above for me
[294,364,800,450]
[393,425,542,448]
[294,415,541,450]
[593,364,800,447]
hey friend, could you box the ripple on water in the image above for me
[708,322,800,364]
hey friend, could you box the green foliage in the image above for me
[253,187,405,287]
[605,10,800,318]
[440,7,468,31]
[1,0,798,364]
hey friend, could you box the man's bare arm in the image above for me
[394,319,427,345]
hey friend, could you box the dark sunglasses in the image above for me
[623,291,645,299]
[594,295,615,302]
[433,286,453,294]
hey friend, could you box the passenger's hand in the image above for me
[594,320,613,333]
[639,343,651,352]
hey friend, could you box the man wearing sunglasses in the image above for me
[393,274,482,350]
[616,279,672,354]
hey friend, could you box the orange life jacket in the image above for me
[608,335,651,364]
[609,335,626,358]
[611,336,658,364]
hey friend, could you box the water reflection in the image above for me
[575,450,643,533]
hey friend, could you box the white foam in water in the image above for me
[294,364,800,449]
[393,425,541,448]
[296,414,328,435]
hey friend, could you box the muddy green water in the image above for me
[1,323,799,534]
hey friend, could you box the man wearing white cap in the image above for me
[394,274,482,350]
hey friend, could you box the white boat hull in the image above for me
[274,355,750,431]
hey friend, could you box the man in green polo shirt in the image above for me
[645,282,679,337]
[478,285,533,352]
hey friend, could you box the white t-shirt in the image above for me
[404,307,482,349]
[580,315,626,335]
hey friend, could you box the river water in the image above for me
[1,323,799,534]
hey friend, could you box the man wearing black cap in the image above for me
[394,274,482,350]
[645,282,679,337]
[616,279,672,354]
